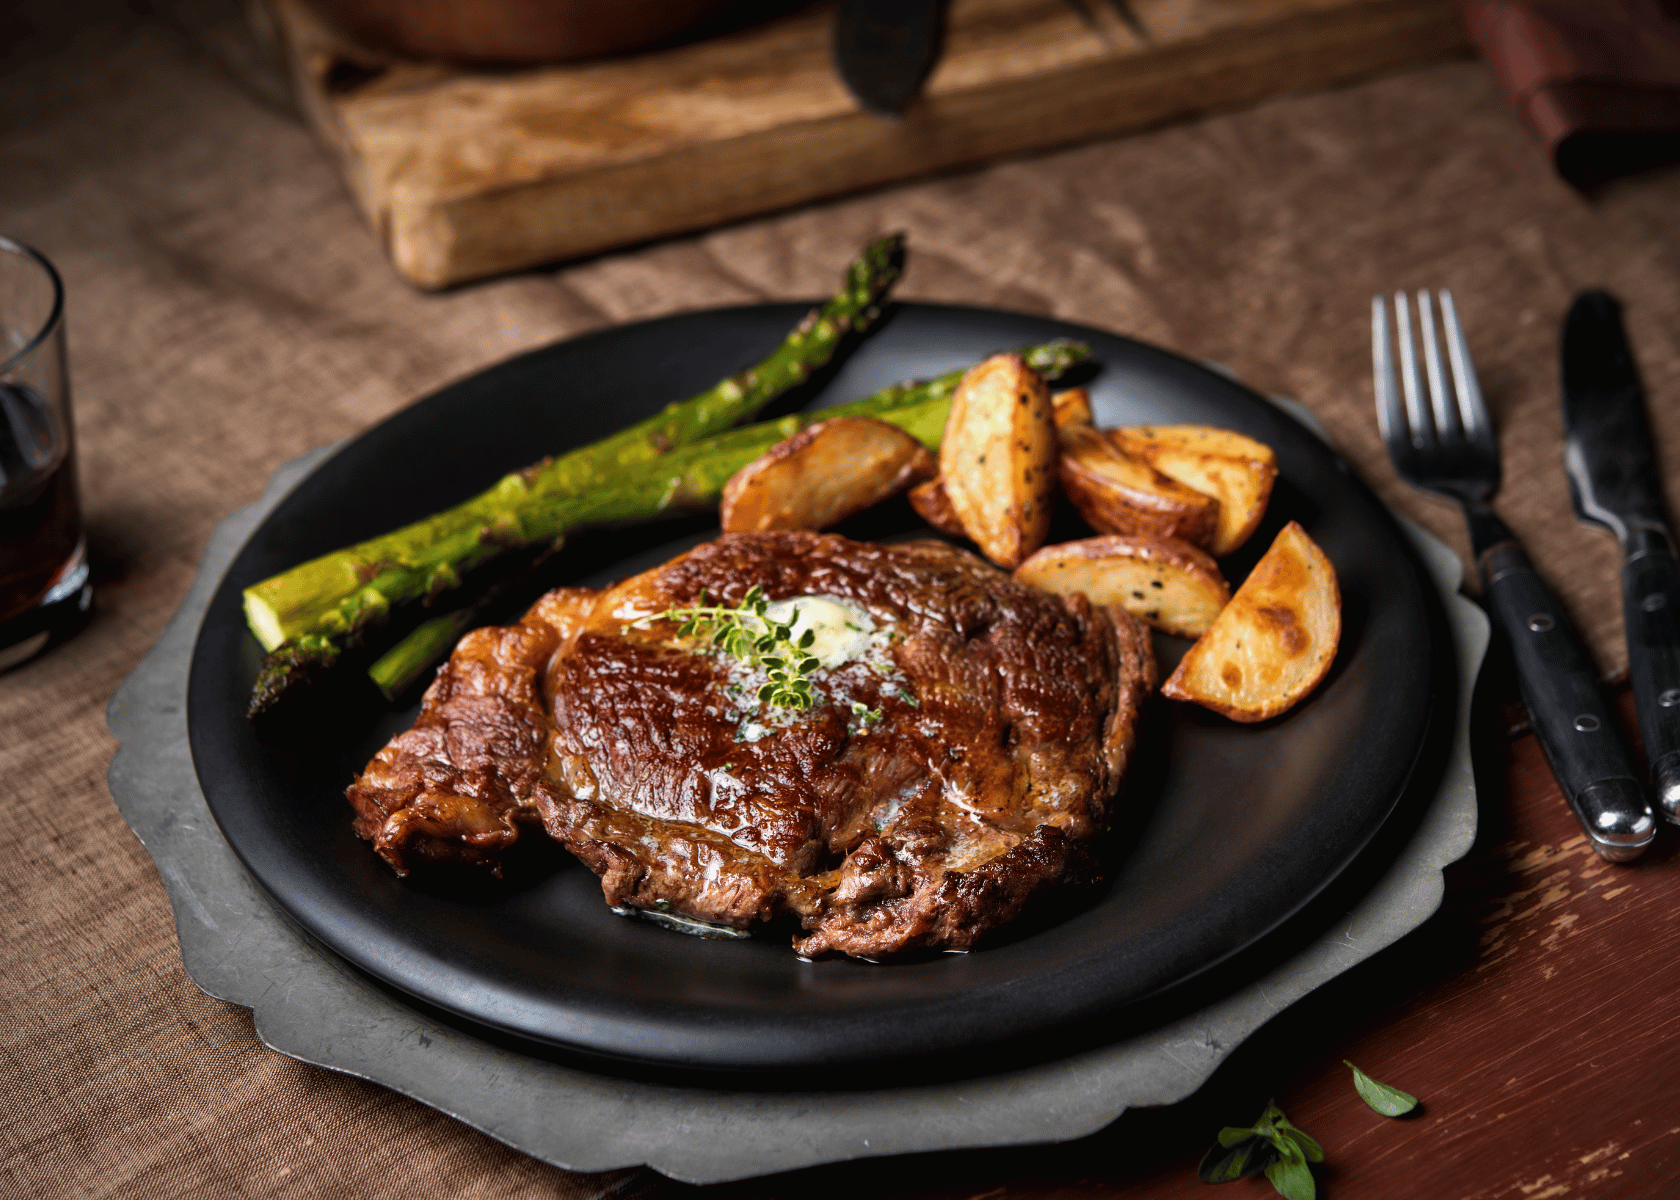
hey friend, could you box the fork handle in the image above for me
[1479,539,1657,861]
[1623,529,1680,824]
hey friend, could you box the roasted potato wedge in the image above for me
[720,416,935,534]
[939,353,1057,569]
[1014,535,1231,638]
[911,382,1087,538]
[1052,386,1093,429]
[908,478,968,538]
[1161,521,1340,722]
[1108,424,1277,556]
[1057,423,1220,548]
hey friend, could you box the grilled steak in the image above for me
[347,532,1154,958]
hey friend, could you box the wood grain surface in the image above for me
[266,0,1470,287]
[654,685,1680,1199]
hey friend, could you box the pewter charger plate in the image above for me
[179,304,1440,1076]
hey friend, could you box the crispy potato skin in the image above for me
[1161,520,1340,722]
[1057,424,1220,548]
[939,353,1058,569]
[1110,424,1275,459]
[1051,386,1093,429]
[908,478,968,538]
[720,416,935,534]
[1108,425,1277,557]
[1014,535,1230,639]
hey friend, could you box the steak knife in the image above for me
[833,0,947,119]
[1562,290,1680,822]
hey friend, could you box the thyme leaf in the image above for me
[658,585,819,712]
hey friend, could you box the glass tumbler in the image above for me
[0,237,90,670]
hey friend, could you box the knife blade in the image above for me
[1562,289,1680,822]
[833,0,947,120]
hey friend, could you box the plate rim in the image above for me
[183,300,1442,1073]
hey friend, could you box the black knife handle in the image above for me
[1624,529,1680,822]
[1480,541,1656,860]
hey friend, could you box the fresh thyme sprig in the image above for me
[660,585,821,710]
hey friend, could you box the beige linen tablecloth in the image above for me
[4,1,1679,1196]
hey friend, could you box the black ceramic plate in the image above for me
[188,303,1436,1074]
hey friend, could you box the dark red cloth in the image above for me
[1461,0,1680,186]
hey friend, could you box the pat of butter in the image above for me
[760,595,876,669]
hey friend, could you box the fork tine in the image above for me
[1438,289,1491,446]
[1417,290,1462,441]
[1371,295,1406,450]
[1373,287,1500,506]
[1393,291,1430,448]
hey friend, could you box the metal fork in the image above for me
[1373,291,1656,862]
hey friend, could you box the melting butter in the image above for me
[760,595,876,669]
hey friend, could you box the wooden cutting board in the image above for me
[265,0,1469,288]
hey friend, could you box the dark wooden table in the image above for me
[666,682,1680,1200]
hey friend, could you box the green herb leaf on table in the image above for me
[1265,1109,1323,1164]
[1276,1122,1324,1164]
[1264,1151,1317,1200]
[1199,1103,1322,1197]
[1345,1061,1418,1116]
[1198,1133,1276,1182]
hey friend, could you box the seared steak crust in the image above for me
[347,532,1154,958]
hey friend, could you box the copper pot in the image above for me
[303,0,770,65]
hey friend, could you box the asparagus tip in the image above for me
[247,637,341,720]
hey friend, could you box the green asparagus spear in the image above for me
[363,396,950,702]
[364,339,1091,699]
[366,610,481,703]
[244,234,905,715]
